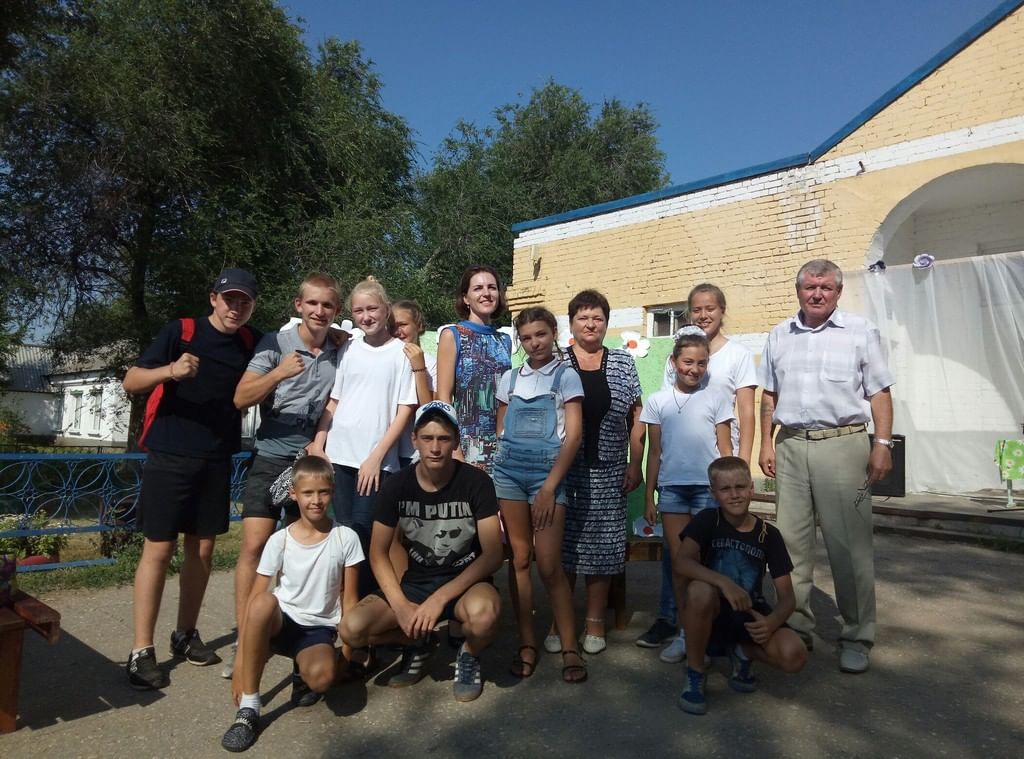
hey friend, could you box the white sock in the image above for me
[130,646,150,656]
[734,643,751,661]
[240,693,261,714]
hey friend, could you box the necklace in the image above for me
[672,387,695,414]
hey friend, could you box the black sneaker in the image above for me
[126,646,169,690]
[290,671,322,707]
[389,638,434,688]
[221,707,259,752]
[452,647,483,702]
[635,618,678,648]
[170,628,221,666]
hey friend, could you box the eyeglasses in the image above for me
[853,480,872,510]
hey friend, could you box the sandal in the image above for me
[347,646,377,679]
[561,649,588,684]
[510,645,538,678]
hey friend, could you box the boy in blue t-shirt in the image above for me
[675,456,807,715]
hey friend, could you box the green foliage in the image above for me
[0,1,416,367]
[0,511,70,557]
[415,81,669,325]
[0,404,30,443]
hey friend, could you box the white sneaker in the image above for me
[220,641,237,679]
[659,632,687,663]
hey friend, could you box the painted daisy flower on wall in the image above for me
[620,330,650,358]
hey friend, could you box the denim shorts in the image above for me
[657,484,715,515]
[492,443,567,504]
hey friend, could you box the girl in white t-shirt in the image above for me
[642,329,734,659]
[392,299,437,467]
[661,284,757,460]
[495,307,586,684]
[309,278,417,568]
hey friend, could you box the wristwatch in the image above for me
[873,438,895,449]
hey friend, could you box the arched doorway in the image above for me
[847,164,1024,494]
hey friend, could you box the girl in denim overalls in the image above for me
[494,308,586,683]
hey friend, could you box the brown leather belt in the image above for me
[781,423,867,440]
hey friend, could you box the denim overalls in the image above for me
[492,363,568,503]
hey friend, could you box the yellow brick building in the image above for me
[508,1,1024,495]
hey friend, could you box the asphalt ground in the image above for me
[4,532,1023,758]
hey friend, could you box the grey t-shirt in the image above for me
[248,327,340,458]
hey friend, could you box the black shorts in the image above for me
[269,611,337,659]
[240,453,299,521]
[372,575,494,623]
[137,451,231,541]
[707,599,777,656]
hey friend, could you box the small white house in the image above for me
[1,345,61,438]
[2,345,258,449]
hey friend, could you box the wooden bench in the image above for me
[609,493,777,629]
[0,591,61,734]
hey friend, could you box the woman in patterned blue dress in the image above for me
[436,265,512,474]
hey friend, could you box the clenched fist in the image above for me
[170,352,200,381]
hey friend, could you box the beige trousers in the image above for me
[775,429,876,646]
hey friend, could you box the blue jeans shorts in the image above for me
[657,484,715,515]
[492,444,566,504]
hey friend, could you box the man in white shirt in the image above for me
[758,259,894,674]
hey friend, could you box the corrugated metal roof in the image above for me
[3,345,54,393]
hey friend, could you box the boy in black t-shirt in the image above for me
[123,268,261,691]
[675,456,807,715]
[339,401,503,702]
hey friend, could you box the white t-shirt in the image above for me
[257,523,364,627]
[398,352,438,461]
[662,339,757,452]
[496,357,584,443]
[640,386,735,486]
[325,337,418,472]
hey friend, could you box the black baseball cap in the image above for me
[212,268,258,299]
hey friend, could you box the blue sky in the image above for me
[280,0,1009,188]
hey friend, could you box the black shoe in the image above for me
[170,628,221,666]
[221,707,259,752]
[126,646,169,690]
[636,619,678,648]
[290,672,322,707]
[389,638,435,688]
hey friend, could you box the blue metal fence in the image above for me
[0,452,254,572]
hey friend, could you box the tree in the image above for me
[0,1,418,441]
[0,2,419,343]
[415,81,669,324]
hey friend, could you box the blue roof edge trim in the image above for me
[808,0,1024,162]
[511,152,809,233]
[512,0,1024,235]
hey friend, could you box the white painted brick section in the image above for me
[514,114,1024,248]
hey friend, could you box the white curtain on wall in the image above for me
[845,251,1024,494]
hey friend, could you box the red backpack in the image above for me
[137,318,255,451]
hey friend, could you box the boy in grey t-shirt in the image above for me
[227,273,346,678]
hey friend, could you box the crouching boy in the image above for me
[222,457,363,752]
[676,456,807,715]
[340,401,503,703]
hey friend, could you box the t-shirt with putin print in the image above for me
[374,461,498,586]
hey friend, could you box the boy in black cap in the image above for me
[123,268,261,690]
[340,401,503,702]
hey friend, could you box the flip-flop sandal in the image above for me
[561,649,588,684]
[348,646,377,679]
[511,645,538,678]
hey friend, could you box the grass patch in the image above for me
[15,521,243,596]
